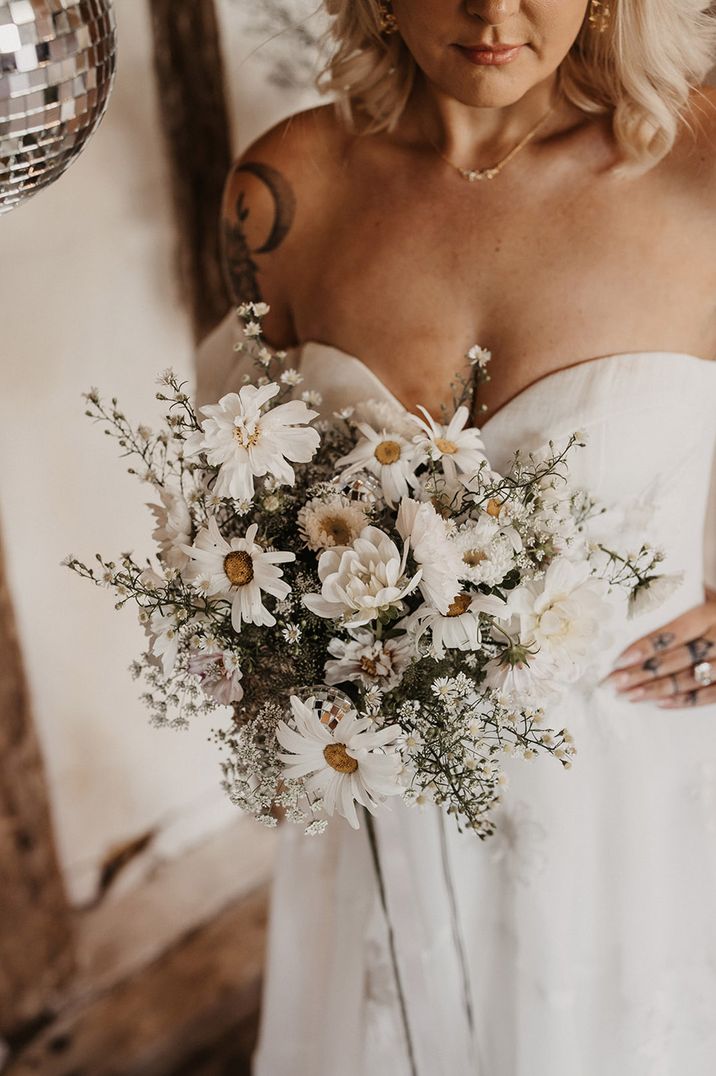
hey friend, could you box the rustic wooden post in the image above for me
[0,532,75,1040]
[148,0,234,344]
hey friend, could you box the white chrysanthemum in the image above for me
[482,650,561,707]
[303,525,421,627]
[628,571,684,619]
[505,557,612,681]
[453,517,517,587]
[410,404,487,482]
[276,695,404,828]
[411,591,509,658]
[187,650,244,704]
[325,629,414,690]
[396,497,463,614]
[147,487,192,571]
[297,495,370,552]
[181,516,294,632]
[184,384,320,502]
[338,424,419,507]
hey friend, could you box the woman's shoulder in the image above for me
[225,104,351,202]
[219,105,348,344]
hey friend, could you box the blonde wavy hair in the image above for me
[316,0,716,175]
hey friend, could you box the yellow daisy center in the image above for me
[462,548,486,567]
[435,437,458,455]
[324,742,358,773]
[224,550,254,586]
[446,593,472,617]
[486,498,502,518]
[374,440,402,465]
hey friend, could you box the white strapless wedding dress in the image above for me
[196,319,716,1076]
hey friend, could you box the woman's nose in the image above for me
[464,0,522,25]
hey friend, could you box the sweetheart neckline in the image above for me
[289,341,715,432]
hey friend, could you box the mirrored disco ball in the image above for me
[330,470,383,505]
[300,687,354,731]
[0,0,117,216]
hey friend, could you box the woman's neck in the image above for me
[401,68,568,163]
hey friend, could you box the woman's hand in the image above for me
[600,589,716,708]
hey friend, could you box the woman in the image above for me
[201,2,716,1073]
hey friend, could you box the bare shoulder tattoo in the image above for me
[221,161,296,305]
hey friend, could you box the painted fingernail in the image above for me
[614,651,640,669]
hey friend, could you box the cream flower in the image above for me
[297,494,370,552]
[185,384,320,502]
[276,695,404,828]
[453,517,517,587]
[147,487,192,571]
[505,557,612,680]
[410,404,487,482]
[181,516,293,632]
[187,650,244,704]
[338,424,420,507]
[396,497,463,614]
[628,571,684,619]
[147,609,180,675]
[325,629,414,690]
[303,525,421,627]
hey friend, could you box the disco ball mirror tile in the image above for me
[0,0,117,215]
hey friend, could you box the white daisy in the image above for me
[297,494,370,552]
[276,695,404,829]
[181,516,294,632]
[147,486,192,571]
[185,383,320,502]
[303,525,421,627]
[396,497,463,614]
[325,628,414,690]
[411,591,509,659]
[337,423,420,507]
[410,404,487,482]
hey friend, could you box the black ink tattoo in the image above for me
[671,674,680,694]
[686,689,699,706]
[238,162,296,254]
[642,656,661,675]
[686,636,714,663]
[221,162,296,306]
[223,190,262,304]
[652,631,676,651]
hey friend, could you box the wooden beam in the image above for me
[0,532,75,1038]
[5,887,268,1075]
[148,0,234,344]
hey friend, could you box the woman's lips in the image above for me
[455,44,524,66]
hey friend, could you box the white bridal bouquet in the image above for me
[66,303,677,838]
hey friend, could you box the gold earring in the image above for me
[377,1,399,35]
[588,0,611,33]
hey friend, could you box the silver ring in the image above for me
[693,661,714,687]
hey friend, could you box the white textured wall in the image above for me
[0,0,242,906]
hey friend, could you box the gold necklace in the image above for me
[426,98,559,182]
